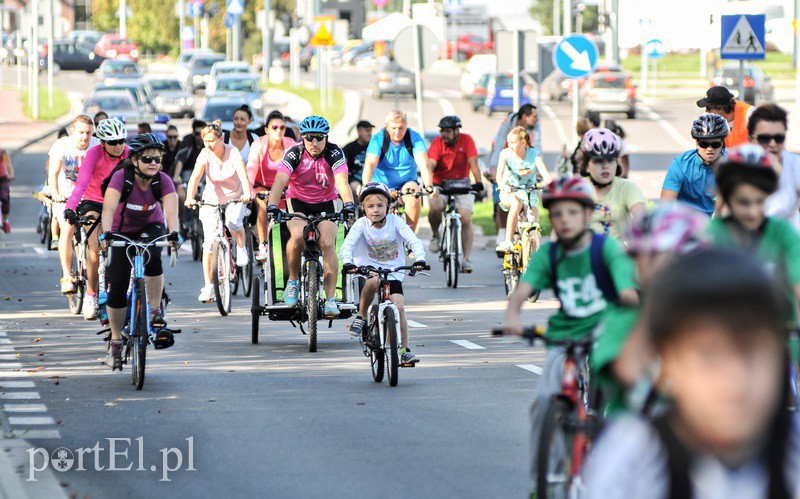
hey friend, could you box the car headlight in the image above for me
[193,74,203,84]
[186,97,193,106]
[252,99,263,109]
[179,98,186,106]
[130,49,138,58]
[155,96,164,105]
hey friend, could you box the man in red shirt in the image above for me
[427,115,483,273]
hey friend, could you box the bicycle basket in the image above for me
[440,178,472,196]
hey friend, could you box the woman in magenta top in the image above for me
[185,121,253,303]
[246,109,296,260]
[64,118,129,320]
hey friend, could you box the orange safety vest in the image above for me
[724,100,752,148]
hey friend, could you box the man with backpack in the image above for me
[361,109,434,232]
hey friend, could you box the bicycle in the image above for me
[195,200,245,316]
[66,214,101,315]
[182,185,204,261]
[106,233,178,390]
[349,264,429,387]
[36,198,53,248]
[434,179,479,289]
[500,184,544,301]
[251,211,356,352]
[492,326,601,499]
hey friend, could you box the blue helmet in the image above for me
[128,133,164,154]
[299,115,330,135]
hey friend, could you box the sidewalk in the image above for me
[0,89,79,157]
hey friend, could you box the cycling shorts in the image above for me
[77,200,103,216]
[106,223,166,309]
[286,198,342,216]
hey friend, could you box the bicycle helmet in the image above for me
[541,176,597,210]
[95,118,127,142]
[580,128,622,160]
[128,133,165,155]
[437,115,462,129]
[626,202,709,256]
[716,144,778,200]
[299,115,330,135]
[358,182,392,205]
[691,113,729,140]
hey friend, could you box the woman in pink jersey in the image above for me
[64,118,129,320]
[246,110,296,260]
[185,121,253,303]
[0,146,15,234]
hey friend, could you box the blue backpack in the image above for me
[548,232,619,313]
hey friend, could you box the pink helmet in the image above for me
[580,128,622,159]
[625,202,709,256]
[542,176,597,209]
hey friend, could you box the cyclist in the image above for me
[697,85,753,148]
[340,182,427,365]
[501,176,638,489]
[185,121,253,302]
[99,134,180,370]
[247,110,297,261]
[660,113,728,216]
[747,103,800,230]
[92,111,108,128]
[47,115,97,293]
[585,248,800,498]
[266,115,356,317]
[361,109,433,232]
[223,104,258,163]
[578,128,646,240]
[0,145,14,233]
[494,126,551,253]
[342,119,374,202]
[603,119,630,178]
[64,118,129,320]
[426,115,483,273]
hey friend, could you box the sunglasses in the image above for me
[208,123,222,131]
[167,135,179,140]
[697,140,724,149]
[753,133,786,145]
[303,134,327,143]
[270,124,286,131]
[139,155,163,164]
[104,139,125,146]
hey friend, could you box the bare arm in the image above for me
[267,171,290,207]
[361,153,378,184]
[468,156,482,184]
[334,171,353,205]
[184,157,206,206]
[48,158,64,200]
[534,155,552,185]
[415,151,432,187]
[162,192,180,233]
[629,202,646,221]
[233,156,251,200]
[101,188,122,234]
[660,189,679,202]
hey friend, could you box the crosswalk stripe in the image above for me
[450,340,485,350]
[517,364,543,375]
[4,404,48,412]
[8,416,55,425]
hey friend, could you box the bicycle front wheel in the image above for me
[369,305,384,382]
[67,251,85,315]
[536,398,576,499]
[384,307,399,387]
[241,231,255,297]
[447,222,460,288]
[305,259,319,352]
[131,278,147,390]
[251,275,261,344]
[212,240,232,316]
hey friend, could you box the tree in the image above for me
[529,0,599,36]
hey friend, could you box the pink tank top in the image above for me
[200,144,246,204]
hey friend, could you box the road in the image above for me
[0,63,704,496]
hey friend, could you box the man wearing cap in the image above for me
[698,86,753,148]
[342,120,374,201]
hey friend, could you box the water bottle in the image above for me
[97,290,108,325]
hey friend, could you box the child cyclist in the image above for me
[501,176,639,491]
[340,182,428,365]
[585,248,800,498]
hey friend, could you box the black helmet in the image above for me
[691,113,729,140]
[129,133,165,154]
[437,115,462,129]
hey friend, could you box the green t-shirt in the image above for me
[590,178,646,240]
[709,217,800,326]
[591,304,641,416]
[521,236,637,341]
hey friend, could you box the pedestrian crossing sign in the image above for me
[721,14,766,60]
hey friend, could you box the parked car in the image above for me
[460,54,496,99]
[470,73,491,112]
[94,34,139,60]
[94,79,155,114]
[579,71,637,119]
[83,89,141,121]
[373,62,416,99]
[342,41,375,65]
[199,95,263,132]
[443,34,494,62]
[266,40,311,71]
[210,74,263,111]
[96,59,142,81]
[710,64,774,105]
[542,70,570,101]
[41,40,104,72]
[207,61,252,94]
[177,49,213,68]
[483,72,532,116]
[179,52,225,92]
[147,76,195,118]
[67,30,101,47]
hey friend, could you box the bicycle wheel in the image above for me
[384,307,399,387]
[241,231,255,297]
[536,398,575,499]
[231,237,241,296]
[524,231,541,303]
[251,275,261,344]
[503,267,519,299]
[212,240,232,316]
[38,212,48,243]
[447,222,460,288]
[305,259,319,353]
[67,252,85,315]
[369,305,384,382]
[130,278,147,390]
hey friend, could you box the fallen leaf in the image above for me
[104,402,117,407]
[415,344,425,347]
[3,297,9,301]
[183,361,189,365]
[33,338,41,342]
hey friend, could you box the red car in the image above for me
[443,34,494,61]
[94,34,139,61]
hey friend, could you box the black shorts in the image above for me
[286,198,340,216]
[77,200,103,216]
[106,223,166,308]
[387,280,403,296]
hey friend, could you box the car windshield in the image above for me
[109,39,128,46]
[720,68,744,79]
[194,57,223,69]
[105,62,140,75]
[96,86,140,103]
[149,79,183,91]
[202,104,239,122]
[495,75,525,88]
[219,66,249,75]
[217,79,259,93]
[592,76,627,89]
[86,94,135,112]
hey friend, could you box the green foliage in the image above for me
[21,88,71,121]
[529,0,599,36]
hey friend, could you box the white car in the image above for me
[460,54,497,99]
[207,61,252,94]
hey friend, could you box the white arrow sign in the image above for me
[559,41,592,72]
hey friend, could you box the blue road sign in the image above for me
[224,12,234,28]
[226,0,244,16]
[721,14,766,60]
[190,1,204,18]
[553,34,599,79]
[646,39,665,59]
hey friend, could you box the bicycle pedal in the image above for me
[400,362,416,368]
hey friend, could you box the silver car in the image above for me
[210,74,263,113]
[178,52,225,92]
[83,89,141,122]
[373,63,416,99]
[147,76,195,118]
[199,95,263,132]
[579,71,637,119]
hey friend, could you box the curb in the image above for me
[0,439,67,499]
[8,91,85,159]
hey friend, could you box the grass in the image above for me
[268,81,344,127]
[20,87,70,121]
[621,51,795,79]
[430,197,553,238]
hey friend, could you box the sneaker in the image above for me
[50,237,59,251]
[428,236,440,252]
[495,241,514,253]
[284,280,299,307]
[400,348,419,365]
[2,220,10,233]
[197,284,215,302]
[461,259,474,273]
[149,309,167,328]
[60,277,75,294]
[349,315,366,338]
[495,228,506,246]
[236,246,249,267]
[255,243,269,261]
[106,339,123,371]
[323,298,340,318]
[83,294,98,320]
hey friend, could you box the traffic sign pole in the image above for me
[512,29,520,113]
[413,24,425,133]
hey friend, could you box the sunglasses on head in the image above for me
[753,133,786,145]
[208,123,222,131]
[104,139,125,146]
[303,134,327,143]
[270,124,286,130]
[139,155,163,165]
[697,140,724,149]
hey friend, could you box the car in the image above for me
[67,30,102,47]
[40,40,104,72]
[373,62,416,99]
[96,59,143,81]
[541,70,570,101]
[579,71,637,119]
[471,73,491,112]
[710,64,774,105]
[146,76,195,118]
[93,79,155,114]
[94,34,139,60]
[210,74,263,112]
[177,49,214,68]
[483,72,533,116]
[198,95,263,132]
[341,41,375,65]
[207,61,252,94]
[444,34,494,62]
[460,54,496,99]
[83,89,141,121]
[179,52,225,92]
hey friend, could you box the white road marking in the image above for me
[450,340,486,350]
[638,103,693,150]
[0,363,23,370]
[4,404,48,412]
[406,320,428,328]
[16,429,61,439]
[540,103,570,147]
[0,331,6,336]
[437,97,456,117]
[0,372,26,378]
[0,339,11,344]
[0,355,16,361]
[179,246,192,254]
[517,364,543,375]
[0,392,41,399]
[8,416,55,425]
[419,285,486,289]
[32,247,50,258]
[0,381,35,388]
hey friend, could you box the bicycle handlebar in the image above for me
[277,211,348,224]
[492,326,594,348]
[108,233,177,267]
[349,264,431,278]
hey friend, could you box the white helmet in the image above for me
[95,118,127,142]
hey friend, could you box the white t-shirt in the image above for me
[766,151,800,230]
[339,214,425,282]
[48,136,99,196]
[226,135,251,163]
